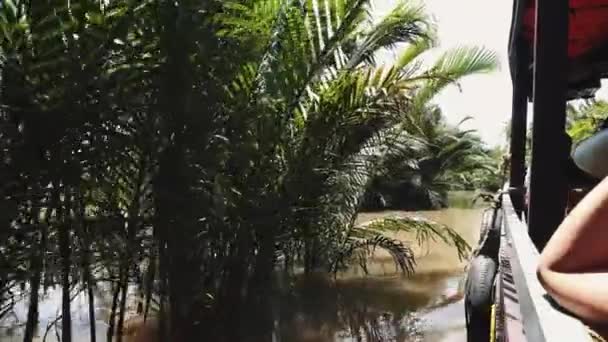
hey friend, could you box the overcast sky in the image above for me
[369,0,520,148]
[372,1,608,147]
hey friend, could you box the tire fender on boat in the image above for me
[465,255,498,342]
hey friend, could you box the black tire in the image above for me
[478,208,502,261]
[465,255,498,342]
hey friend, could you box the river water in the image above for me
[1,201,484,342]
[349,207,483,342]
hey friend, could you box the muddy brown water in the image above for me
[0,207,484,342]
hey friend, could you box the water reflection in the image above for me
[1,207,482,342]
[274,271,463,342]
[0,283,128,342]
[276,207,482,342]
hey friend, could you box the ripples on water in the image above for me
[1,203,484,342]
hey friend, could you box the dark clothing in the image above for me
[565,156,600,188]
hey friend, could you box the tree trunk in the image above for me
[304,241,312,274]
[58,194,72,342]
[79,194,96,342]
[143,255,156,321]
[152,205,168,342]
[23,256,41,342]
[116,263,129,342]
[252,231,276,292]
[220,228,254,342]
[24,204,45,342]
[154,145,191,341]
[248,230,277,341]
[60,226,72,342]
[158,253,169,342]
[107,275,121,342]
[87,280,96,342]
[304,236,319,274]
[83,240,96,342]
[136,271,144,315]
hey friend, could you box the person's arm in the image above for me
[537,176,608,323]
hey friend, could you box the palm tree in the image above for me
[0,0,498,340]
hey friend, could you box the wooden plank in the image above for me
[527,0,570,250]
[502,196,592,342]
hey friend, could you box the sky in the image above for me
[373,0,517,147]
[373,1,608,147]
[374,0,531,146]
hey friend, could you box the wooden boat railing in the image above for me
[497,193,593,341]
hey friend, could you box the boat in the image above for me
[464,1,608,341]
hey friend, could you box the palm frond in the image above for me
[395,36,435,70]
[363,216,470,260]
[334,215,470,275]
[346,2,431,68]
[412,46,499,108]
[337,233,415,275]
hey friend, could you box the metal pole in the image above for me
[510,50,529,216]
[528,0,570,250]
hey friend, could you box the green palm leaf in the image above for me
[412,46,498,108]
[335,216,470,274]
[346,2,431,68]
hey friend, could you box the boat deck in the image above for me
[493,195,595,342]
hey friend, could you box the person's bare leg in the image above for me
[538,176,608,323]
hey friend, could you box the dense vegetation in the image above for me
[363,112,503,210]
[511,99,608,164]
[0,0,497,341]
[567,99,608,143]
